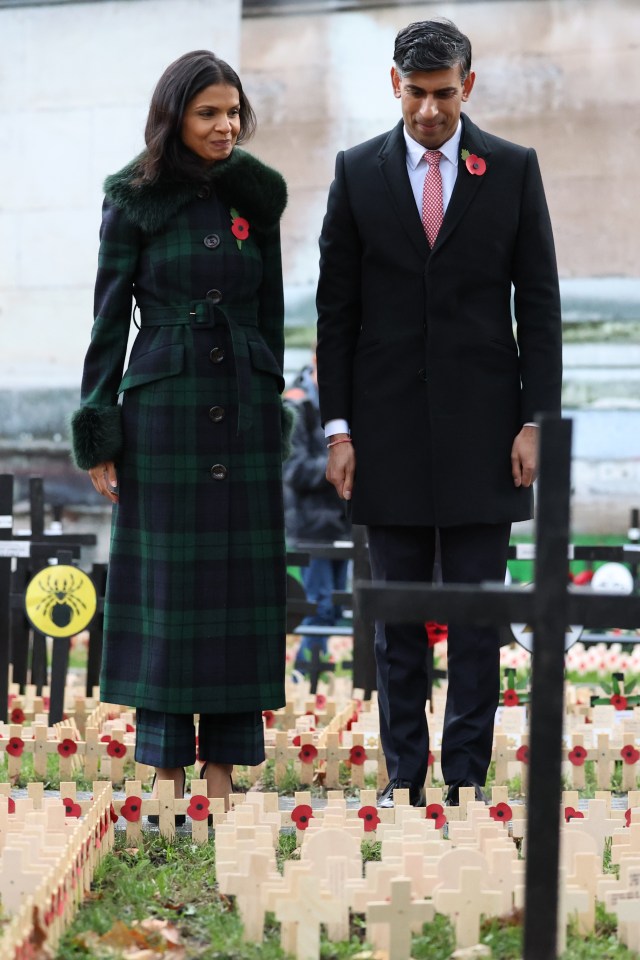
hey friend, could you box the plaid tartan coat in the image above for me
[71,149,289,715]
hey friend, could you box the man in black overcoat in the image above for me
[316,18,562,807]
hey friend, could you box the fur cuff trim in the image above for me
[281,399,297,462]
[70,405,123,470]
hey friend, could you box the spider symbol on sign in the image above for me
[35,572,88,628]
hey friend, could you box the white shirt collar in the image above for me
[403,119,462,170]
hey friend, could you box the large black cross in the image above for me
[0,474,97,723]
[354,416,640,960]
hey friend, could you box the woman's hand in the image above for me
[88,461,119,503]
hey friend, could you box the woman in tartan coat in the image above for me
[71,51,289,804]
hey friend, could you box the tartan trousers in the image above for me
[135,708,265,767]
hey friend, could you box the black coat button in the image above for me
[197,186,211,199]
[203,235,220,249]
[209,347,224,364]
[210,464,227,481]
[209,406,225,423]
[206,288,222,303]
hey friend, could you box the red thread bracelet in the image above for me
[327,437,352,448]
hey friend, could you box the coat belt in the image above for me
[138,299,257,435]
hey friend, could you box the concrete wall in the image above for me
[0,0,241,390]
[242,0,640,286]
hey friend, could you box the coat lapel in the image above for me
[432,113,492,253]
[378,121,430,259]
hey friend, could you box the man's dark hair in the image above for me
[135,50,257,184]
[393,19,472,81]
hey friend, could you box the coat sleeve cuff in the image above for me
[70,405,123,470]
[281,398,297,462]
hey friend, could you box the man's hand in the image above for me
[511,425,539,488]
[88,461,119,503]
[326,434,355,500]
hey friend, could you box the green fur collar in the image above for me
[104,148,287,235]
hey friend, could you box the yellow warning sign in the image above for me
[25,564,97,638]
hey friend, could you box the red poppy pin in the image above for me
[625,808,632,827]
[565,806,584,823]
[230,207,250,249]
[349,745,367,766]
[6,736,24,757]
[358,805,380,832]
[298,743,318,764]
[106,739,127,759]
[58,738,78,758]
[426,803,447,830]
[516,744,529,765]
[568,745,588,766]
[489,802,513,824]
[62,797,82,818]
[187,795,211,821]
[503,689,520,708]
[621,744,640,765]
[120,796,142,822]
[10,707,25,724]
[262,710,276,729]
[291,804,314,830]
[461,148,486,176]
[610,693,628,711]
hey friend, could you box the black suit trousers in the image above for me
[367,523,511,788]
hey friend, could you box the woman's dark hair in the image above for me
[393,19,472,81]
[134,50,257,183]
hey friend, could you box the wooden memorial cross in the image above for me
[365,876,434,959]
[355,416,640,960]
[274,872,344,960]
[434,865,503,950]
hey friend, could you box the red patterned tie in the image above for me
[422,150,444,247]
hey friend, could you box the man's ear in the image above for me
[391,66,402,99]
[461,70,476,102]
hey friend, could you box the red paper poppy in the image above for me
[291,804,314,829]
[315,694,327,710]
[187,795,210,821]
[516,745,529,764]
[109,803,119,824]
[503,689,520,707]
[427,751,435,768]
[6,736,24,757]
[625,809,632,827]
[58,738,78,757]
[231,217,250,240]
[620,744,640,765]
[425,803,447,829]
[465,154,486,176]
[345,711,359,731]
[262,710,275,729]
[62,797,82,818]
[489,802,513,823]
[358,805,380,832]
[119,796,142,822]
[564,806,584,822]
[106,739,127,759]
[425,621,447,646]
[349,745,367,766]
[611,694,628,711]
[292,734,301,746]
[298,744,318,764]
[125,723,135,733]
[10,707,25,724]
[100,734,111,743]
[568,745,587,766]
[8,797,15,814]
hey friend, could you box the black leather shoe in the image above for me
[148,768,186,826]
[445,781,489,807]
[377,778,425,808]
